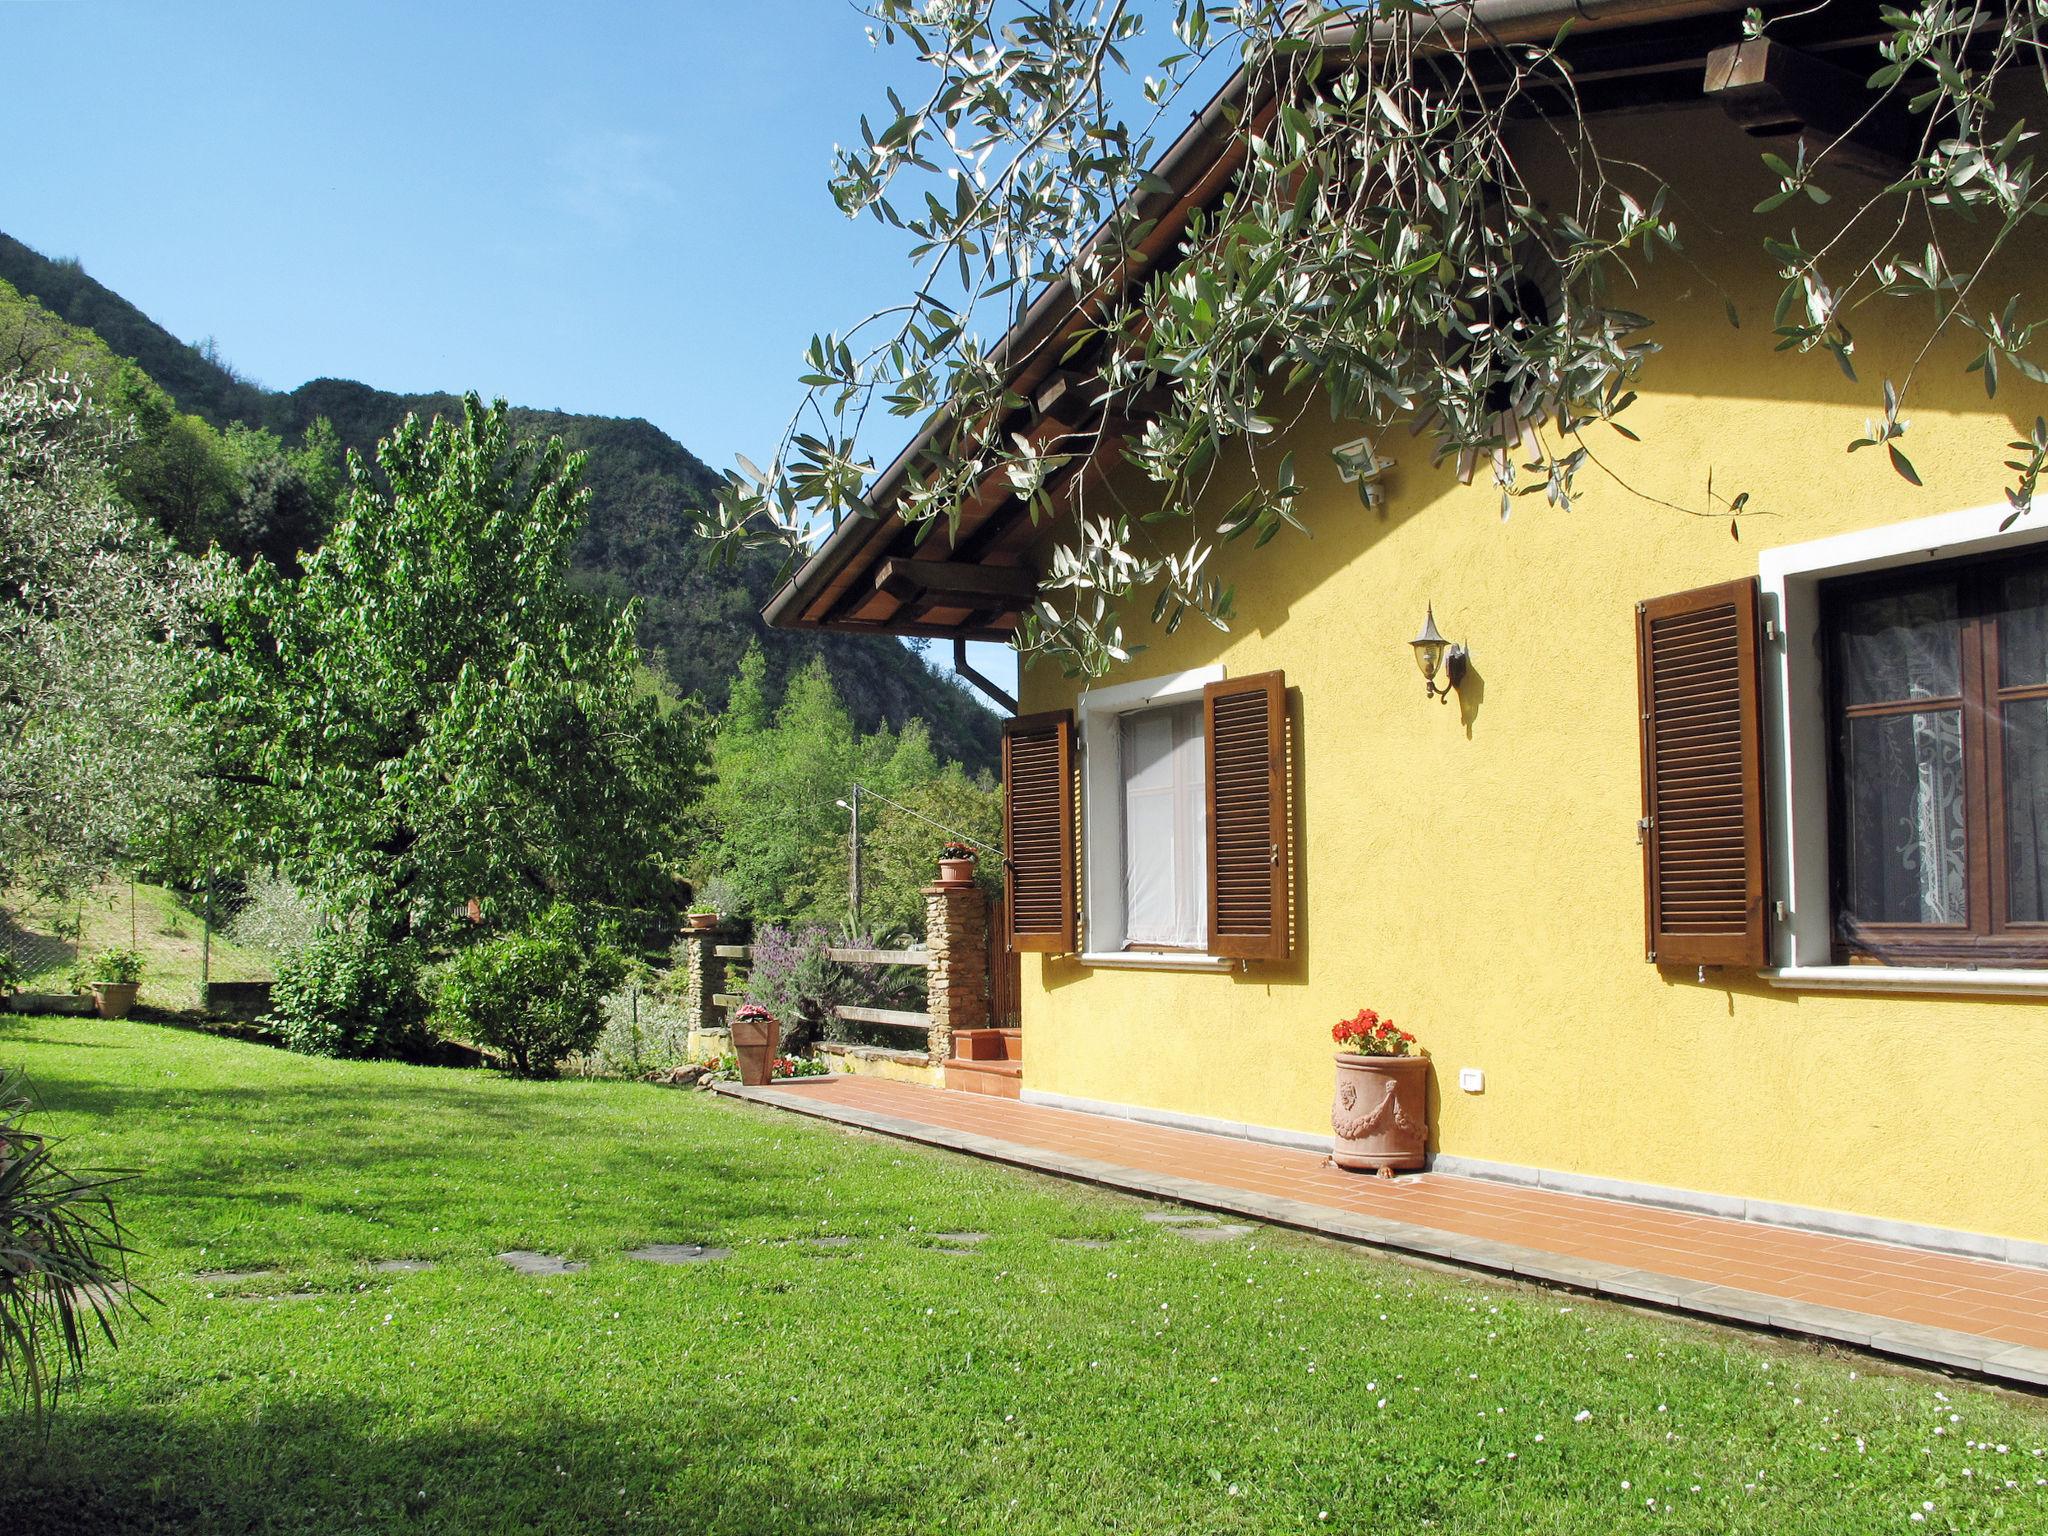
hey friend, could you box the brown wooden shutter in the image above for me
[1003,710,1075,953]
[1636,578,1769,967]
[1205,672,1291,961]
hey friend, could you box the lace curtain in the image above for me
[1837,585,1967,926]
[2001,566,2048,921]
[1834,564,2048,934]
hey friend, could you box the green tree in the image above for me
[698,651,860,924]
[697,645,997,938]
[0,372,205,898]
[216,418,343,569]
[200,394,705,943]
[858,755,1001,940]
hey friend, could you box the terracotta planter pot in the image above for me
[936,858,977,887]
[688,913,718,932]
[730,1011,779,1087]
[91,982,140,1020]
[1331,1052,1429,1173]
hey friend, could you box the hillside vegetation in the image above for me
[0,232,999,770]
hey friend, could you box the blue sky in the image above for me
[0,0,1053,702]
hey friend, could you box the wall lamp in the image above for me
[1410,604,1468,703]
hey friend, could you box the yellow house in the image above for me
[765,3,2048,1263]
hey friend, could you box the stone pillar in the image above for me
[924,882,990,1068]
[678,922,739,1059]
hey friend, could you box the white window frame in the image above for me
[1759,500,2048,993]
[1075,665,1233,971]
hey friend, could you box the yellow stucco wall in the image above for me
[1013,104,2048,1243]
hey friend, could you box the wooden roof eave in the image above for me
[760,0,1764,642]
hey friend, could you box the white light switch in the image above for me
[1459,1067,1485,1094]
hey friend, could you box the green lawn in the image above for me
[4,1015,2044,1536]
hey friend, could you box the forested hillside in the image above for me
[0,232,1000,770]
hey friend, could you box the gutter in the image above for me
[763,0,1754,632]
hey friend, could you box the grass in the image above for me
[3,1014,2044,1536]
[3,879,273,1010]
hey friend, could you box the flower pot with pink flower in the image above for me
[1329,1008,1428,1176]
[730,1003,780,1086]
[936,841,979,887]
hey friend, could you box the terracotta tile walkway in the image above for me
[721,1075,2048,1390]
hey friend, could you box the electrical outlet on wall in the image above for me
[1458,1067,1485,1094]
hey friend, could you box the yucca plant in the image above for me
[0,1067,144,1426]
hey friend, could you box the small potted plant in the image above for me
[937,841,979,887]
[730,1002,780,1086]
[1330,1007,1427,1176]
[687,909,720,932]
[85,947,146,1020]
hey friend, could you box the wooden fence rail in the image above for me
[825,946,931,967]
[707,945,935,1034]
[713,944,932,968]
[829,1004,934,1030]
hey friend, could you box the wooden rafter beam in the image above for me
[1703,38,1918,182]
[875,557,1039,606]
[1031,369,1096,425]
[831,615,1016,642]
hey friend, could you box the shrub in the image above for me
[88,949,144,985]
[0,953,22,996]
[224,873,326,970]
[432,905,624,1078]
[574,969,692,1079]
[692,873,742,919]
[268,930,429,1060]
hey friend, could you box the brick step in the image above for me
[944,1058,1022,1098]
[952,1028,1023,1063]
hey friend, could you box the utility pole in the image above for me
[848,782,862,934]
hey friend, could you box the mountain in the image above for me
[0,232,1002,771]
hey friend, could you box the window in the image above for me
[1076,667,1221,961]
[1053,666,1290,966]
[1822,550,2048,963]
[1118,702,1206,949]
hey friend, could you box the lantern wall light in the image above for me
[1410,604,1468,703]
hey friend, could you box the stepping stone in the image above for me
[1167,1223,1255,1244]
[931,1232,988,1245]
[1142,1211,1216,1226]
[371,1259,437,1273]
[497,1250,587,1276]
[801,1235,854,1249]
[66,1280,131,1308]
[626,1243,731,1265]
[192,1268,277,1286]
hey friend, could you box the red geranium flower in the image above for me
[1331,1005,1419,1058]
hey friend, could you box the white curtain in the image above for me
[1121,702,1206,947]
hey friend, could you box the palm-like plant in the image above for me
[0,1067,144,1424]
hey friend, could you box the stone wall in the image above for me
[922,882,989,1067]
[677,922,743,1058]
